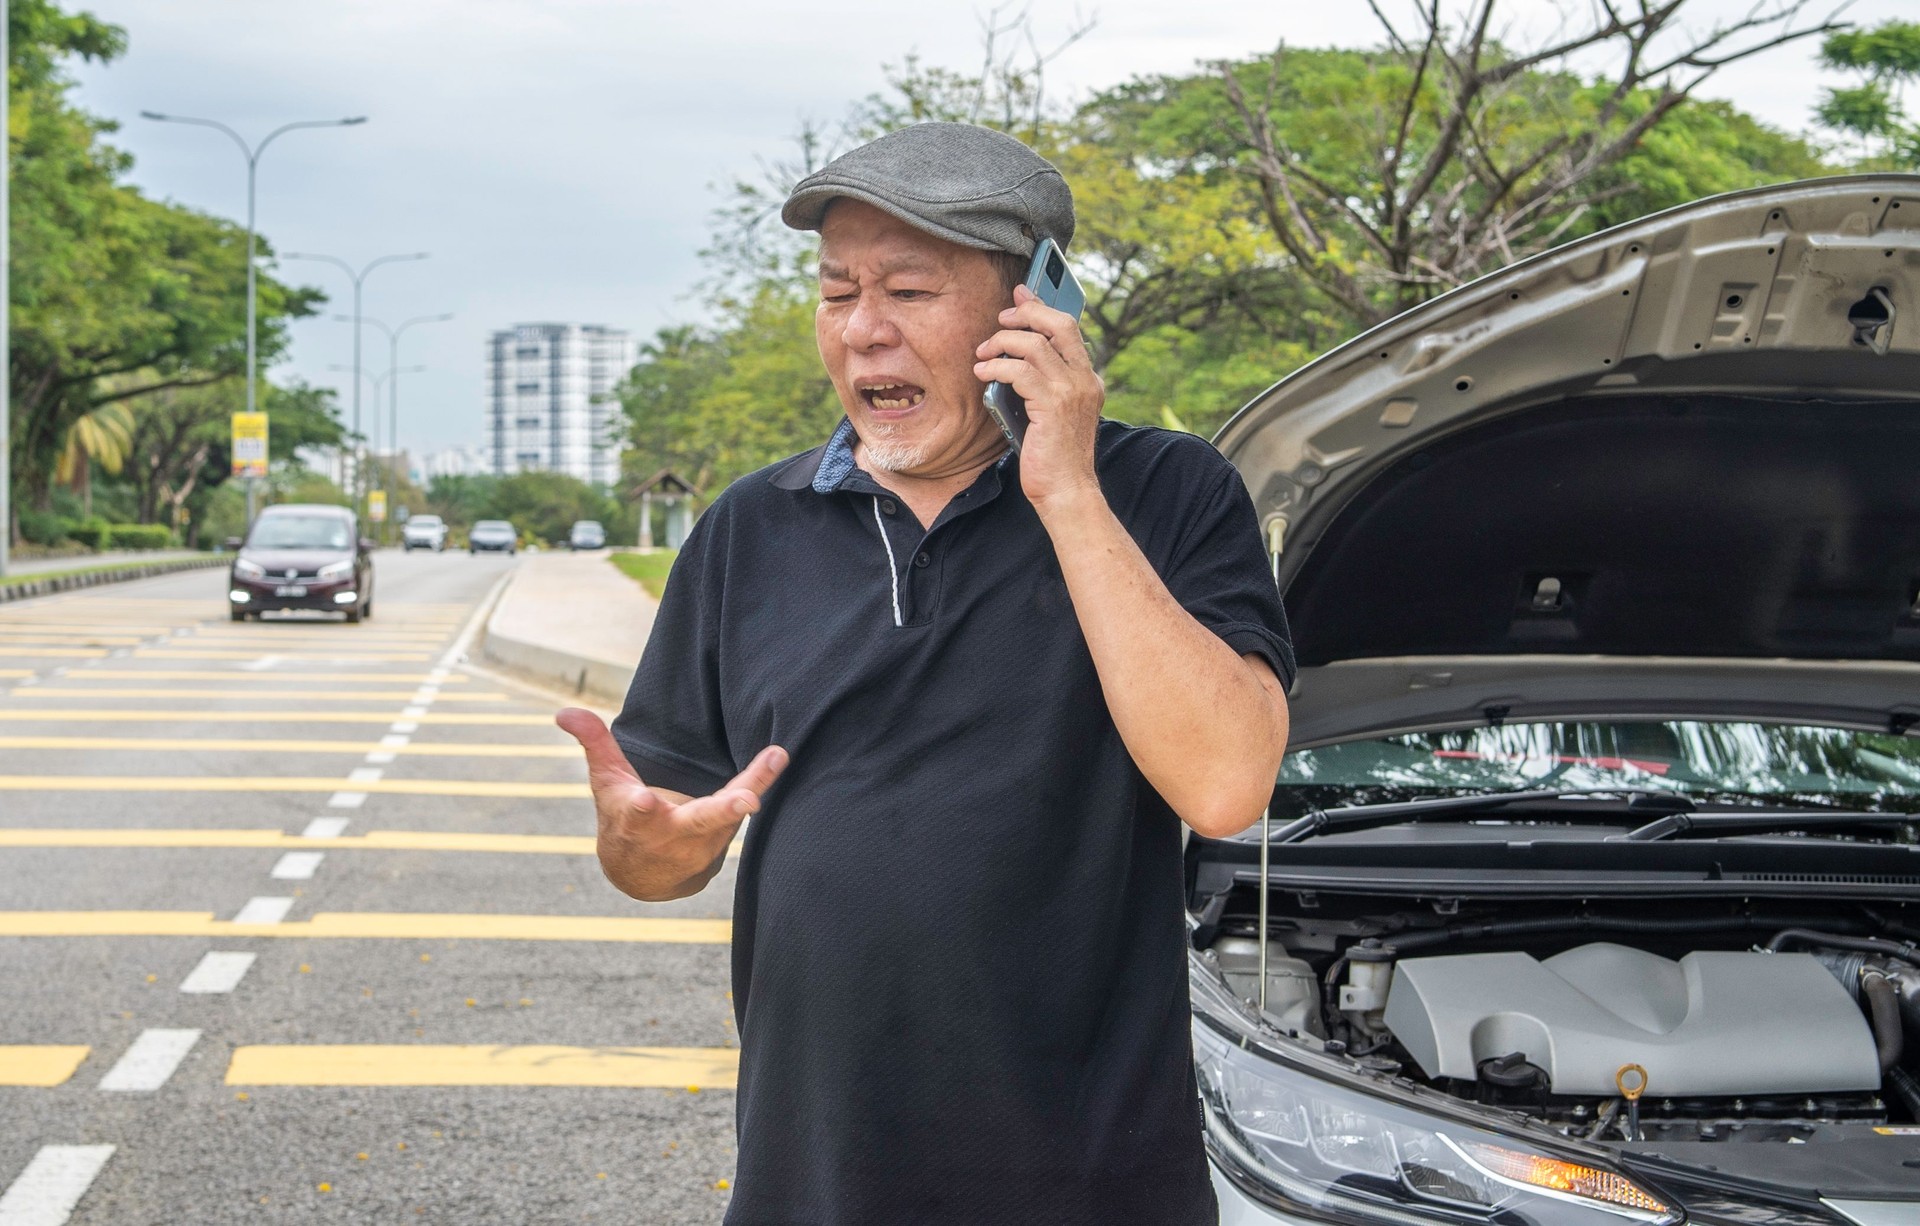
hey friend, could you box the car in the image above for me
[402,513,448,551]
[468,520,518,555]
[1189,176,1920,1225]
[227,503,373,623]
[567,520,606,551]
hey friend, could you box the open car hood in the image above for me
[1214,175,1920,748]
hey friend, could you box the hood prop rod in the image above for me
[1257,521,1284,1016]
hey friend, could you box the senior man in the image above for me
[559,123,1292,1224]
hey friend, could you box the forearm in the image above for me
[1038,487,1289,837]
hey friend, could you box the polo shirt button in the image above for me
[879,499,898,515]
[914,552,931,568]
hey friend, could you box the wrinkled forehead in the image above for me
[816,198,980,281]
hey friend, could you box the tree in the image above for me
[1213,0,1844,330]
[7,0,323,531]
[120,377,342,529]
[1816,20,1920,164]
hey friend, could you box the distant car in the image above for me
[402,514,448,552]
[468,520,517,555]
[567,520,606,550]
[227,504,373,623]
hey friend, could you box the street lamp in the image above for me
[329,363,424,534]
[139,111,366,528]
[336,312,453,540]
[284,251,428,517]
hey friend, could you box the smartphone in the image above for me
[983,237,1086,453]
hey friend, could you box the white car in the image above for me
[401,514,448,552]
[1193,176,1920,1225]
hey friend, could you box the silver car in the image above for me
[401,513,447,552]
[1194,175,1920,1225]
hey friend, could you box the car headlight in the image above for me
[233,559,265,578]
[1193,1020,1678,1225]
[316,560,354,582]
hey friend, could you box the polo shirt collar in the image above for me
[766,417,1015,498]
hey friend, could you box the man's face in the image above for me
[815,200,1009,477]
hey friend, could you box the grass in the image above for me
[608,550,677,600]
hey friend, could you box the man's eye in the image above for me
[891,289,929,300]
[822,292,856,304]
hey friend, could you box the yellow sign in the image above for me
[230,412,269,479]
[367,490,387,523]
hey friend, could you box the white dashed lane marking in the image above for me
[97,1029,200,1092]
[327,791,367,809]
[347,767,384,785]
[269,852,324,880]
[390,720,419,734]
[0,1144,115,1226]
[301,817,349,839]
[231,897,293,925]
[179,952,256,995]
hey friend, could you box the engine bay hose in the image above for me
[1863,972,1905,1074]
[1764,928,1920,963]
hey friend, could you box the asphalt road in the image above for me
[0,551,741,1224]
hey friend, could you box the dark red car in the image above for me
[227,504,375,623]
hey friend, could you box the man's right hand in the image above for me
[556,708,789,902]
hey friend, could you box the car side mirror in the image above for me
[359,537,376,553]
[223,536,244,551]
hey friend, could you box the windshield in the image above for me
[248,515,352,551]
[474,521,510,533]
[409,516,442,528]
[1277,721,1920,814]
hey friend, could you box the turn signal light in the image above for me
[1459,1141,1671,1214]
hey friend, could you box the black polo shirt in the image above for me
[612,418,1293,1226]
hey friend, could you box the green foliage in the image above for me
[426,471,620,548]
[1815,20,1920,166]
[106,523,173,550]
[63,519,108,549]
[424,473,501,528]
[15,507,73,546]
[7,0,324,529]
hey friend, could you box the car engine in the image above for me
[1202,900,1920,1144]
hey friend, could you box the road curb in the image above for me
[479,568,633,703]
[0,556,225,604]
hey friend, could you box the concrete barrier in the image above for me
[0,555,226,604]
[478,628,635,704]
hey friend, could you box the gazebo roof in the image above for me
[631,469,700,498]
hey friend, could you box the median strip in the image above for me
[226,1044,739,1088]
[0,911,730,943]
[0,776,587,798]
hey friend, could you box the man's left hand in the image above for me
[974,283,1104,514]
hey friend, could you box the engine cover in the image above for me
[1382,943,1882,1097]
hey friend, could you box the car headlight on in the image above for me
[1193,1020,1678,1225]
[316,560,354,582]
[234,559,266,579]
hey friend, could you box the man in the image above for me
[559,123,1292,1224]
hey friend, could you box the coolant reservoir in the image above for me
[1210,937,1325,1038]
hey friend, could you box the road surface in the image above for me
[0,551,740,1223]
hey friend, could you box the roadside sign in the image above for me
[230,412,269,479]
[368,490,388,523]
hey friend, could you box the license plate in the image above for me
[274,585,307,597]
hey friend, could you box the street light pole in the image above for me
[285,252,428,522]
[328,362,423,537]
[139,111,365,530]
[337,313,452,542]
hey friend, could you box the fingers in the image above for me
[999,290,1091,364]
[725,744,790,802]
[555,707,644,792]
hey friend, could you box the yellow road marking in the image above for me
[11,687,507,701]
[0,911,729,943]
[227,1045,738,1088]
[135,649,431,661]
[0,775,586,798]
[0,647,108,658]
[77,670,471,682]
[0,669,30,678]
[0,829,595,854]
[0,632,148,644]
[0,1045,91,1087]
[0,710,554,725]
[0,736,568,756]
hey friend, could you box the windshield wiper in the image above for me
[1617,810,1914,842]
[1270,787,1693,844]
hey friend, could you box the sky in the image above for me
[62,0,1908,461]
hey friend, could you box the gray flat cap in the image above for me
[781,122,1074,257]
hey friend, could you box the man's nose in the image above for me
[841,293,898,351]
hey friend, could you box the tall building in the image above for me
[485,323,635,486]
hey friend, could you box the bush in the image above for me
[111,524,174,550]
[16,509,74,546]
[65,520,112,549]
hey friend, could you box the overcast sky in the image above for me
[65,0,1904,459]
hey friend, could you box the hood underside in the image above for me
[1213,176,1920,745]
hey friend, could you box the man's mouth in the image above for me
[859,383,926,411]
